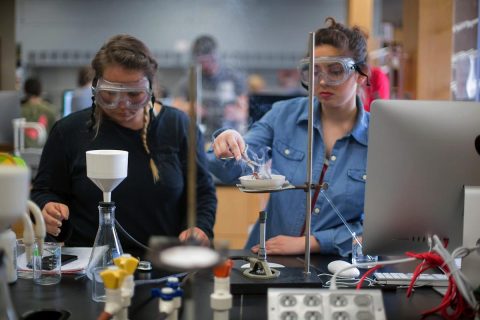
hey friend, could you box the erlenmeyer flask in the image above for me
[86,202,123,280]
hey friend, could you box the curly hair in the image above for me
[312,17,369,75]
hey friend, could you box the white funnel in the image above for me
[86,150,128,202]
[0,166,30,230]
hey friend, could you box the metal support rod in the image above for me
[258,211,267,261]
[187,64,200,231]
[303,32,315,275]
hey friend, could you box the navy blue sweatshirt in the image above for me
[31,106,217,249]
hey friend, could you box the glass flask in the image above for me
[86,202,123,280]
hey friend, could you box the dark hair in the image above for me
[77,66,94,87]
[24,77,42,97]
[91,34,158,84]
[313,17,369,75]
[192,35,217,57]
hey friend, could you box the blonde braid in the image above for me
[142,104,160,183]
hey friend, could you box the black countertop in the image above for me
[9,250,448,320]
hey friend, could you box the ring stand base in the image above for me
[242,259,281,279]
[230,259,324,294]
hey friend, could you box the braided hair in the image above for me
[89,34,160,182]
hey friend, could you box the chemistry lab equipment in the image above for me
[0,165,31,319]
[210,259,234,320]
[242,211,280,280]
[166,277,183,319]
[32,241,62,285]
[113,254,139,320]
[232,32,318,276]
[158,287,177,320]
[98,266,129,319]
[86,150,128,203]
[87,202,123,286]
[85,150,127,283]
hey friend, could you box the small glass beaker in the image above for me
[33,242,61,285]
[351,232,378,268]
[92,266,114,302]
[17,239,34,279]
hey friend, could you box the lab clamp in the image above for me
[97,255,139,320]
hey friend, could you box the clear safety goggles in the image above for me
[298,57,358,86]
[92,77,152,110]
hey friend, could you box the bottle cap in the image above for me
[99,201,115,207]
[137,260,152,271]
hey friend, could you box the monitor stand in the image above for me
[463,186,480,287]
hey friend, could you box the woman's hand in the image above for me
[212,129,246,161]
[42,202,69,237]
[251,235,320,255]
[179,227,210,246]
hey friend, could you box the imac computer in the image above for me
[363,99,480,257]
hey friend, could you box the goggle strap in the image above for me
[354,65,370,86]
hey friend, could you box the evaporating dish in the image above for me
[238,174,285,190]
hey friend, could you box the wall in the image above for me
[15,0,349,111]
[0,0,16,90]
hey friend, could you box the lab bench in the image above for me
[9,250,448,320]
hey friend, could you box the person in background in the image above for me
[173,35,248,143]
[21,77,57,148]
[30,34,217,250]
[248,74,267,94]
[71,65,94,113]
[360,64,390,112]
[208,17,370,257]
[276,69,305,95]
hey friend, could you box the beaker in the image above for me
[86,202,123,283]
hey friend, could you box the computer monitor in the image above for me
[363,99,480,256]
[0,91,21,147]
[61,89,75,117]
[248,93,305,127]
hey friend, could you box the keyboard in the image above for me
[374,272,449,287]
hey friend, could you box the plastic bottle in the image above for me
[0,229,17,284]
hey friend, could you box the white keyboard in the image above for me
[374,272,449,287]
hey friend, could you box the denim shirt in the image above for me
[207,97,369,256]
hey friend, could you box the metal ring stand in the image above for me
[236,32,318,277]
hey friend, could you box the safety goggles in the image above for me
[92,77,152,110]
[298,57,358,86]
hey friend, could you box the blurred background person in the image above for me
[359,32,391,112]
[360,64,390,112]
[173,35,248,143]
[276,68,305,95]
[71,65,94,112]
[21,77,57,148]
[248,73,267,94]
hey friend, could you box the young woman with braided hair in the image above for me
[31,34,217,249]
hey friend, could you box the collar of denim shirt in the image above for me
[296,95,368,146]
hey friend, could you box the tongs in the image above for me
[221,145,271,179]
